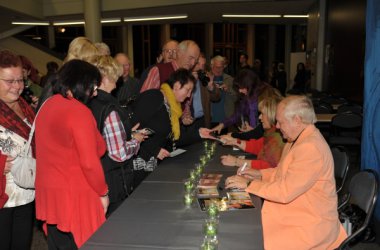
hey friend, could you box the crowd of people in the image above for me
[0,36,346,249]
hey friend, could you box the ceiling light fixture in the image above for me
[101,18,122,23]
[283,15,309,18]
[12,21,49,26]
[124,15,188,22]
[222,14,281,18]
[53,21,85,26]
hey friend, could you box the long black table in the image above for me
[81,142,263,250]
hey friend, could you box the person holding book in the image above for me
[219,95,284,170]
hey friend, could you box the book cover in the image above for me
[197,186,219,198]
[198,192,255,211]
[226,191,255,210]
[201,173,223,181]
[197,178,220,188]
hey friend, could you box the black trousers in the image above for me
[133,169,150,189]
[0,201,34,250]
[47,224,78,250]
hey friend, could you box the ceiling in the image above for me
[0,0,317,36]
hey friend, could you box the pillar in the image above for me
[84,0,102,42]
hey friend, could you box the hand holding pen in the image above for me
[237,162,248,176]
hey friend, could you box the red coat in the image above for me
[0,152,8,208]
[35,95,108,248]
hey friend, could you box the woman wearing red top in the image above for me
[35,60,109,249]
[220,95,284,170]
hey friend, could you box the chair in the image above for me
[314,102,334,114]
[337,169,378,249]
[337,103,363,114]
[332,146,350,194]
[329,112,362,146]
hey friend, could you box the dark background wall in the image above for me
[325,0,366,103]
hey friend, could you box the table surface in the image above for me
[316,113,336,122]
[81,142,263,250]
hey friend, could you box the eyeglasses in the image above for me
[0,78,25,85]
[163,49,177,55]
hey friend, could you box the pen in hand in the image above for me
[238,162,248,176]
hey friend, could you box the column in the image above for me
[268,25,276,69]
[127,24,134,77]
[161,24,171,47]
[84,0,102,42]
[204,23,213,60]
[316,0,327,91]
[47,25,55,49]
[285,24,292,89]
[246,24,255,65]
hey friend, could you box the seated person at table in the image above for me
[225,95,347,250]
[131,68,213,188]
[219,95,284,170]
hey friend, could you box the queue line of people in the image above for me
[0,35,347,250]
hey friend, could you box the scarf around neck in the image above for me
[160,83,182,140]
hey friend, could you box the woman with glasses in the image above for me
[35,59,109,249]
[0,50,36,250]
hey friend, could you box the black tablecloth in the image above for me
[81,142,263,250]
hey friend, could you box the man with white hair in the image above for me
[140,40,200,93]
[113,53,139,107]
[226,95,347,250]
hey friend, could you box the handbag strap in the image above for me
[22,98,50,157]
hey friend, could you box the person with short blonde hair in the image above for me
[64,37,99,63]
[94,42,111,56]
[220,95,284,170]
[88,55,145,216]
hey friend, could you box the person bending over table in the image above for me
[225,95,347,250]
[131,68,213,188]
[219,95,284,170]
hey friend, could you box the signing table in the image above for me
[81,142,263,250]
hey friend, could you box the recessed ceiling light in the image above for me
[124,15,188,22]
[101,18,122,23]
[222,14,281,18]
[12,21,49,26]
[53,21,85,26]
[283,15,309,18]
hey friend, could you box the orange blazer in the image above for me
[246,125,347,250]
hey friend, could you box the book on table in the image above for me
[196,173,223,198]
[198,190,255,211]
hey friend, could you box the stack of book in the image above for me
[196,173,255,211]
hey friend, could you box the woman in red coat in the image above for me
[35,60,109,249]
